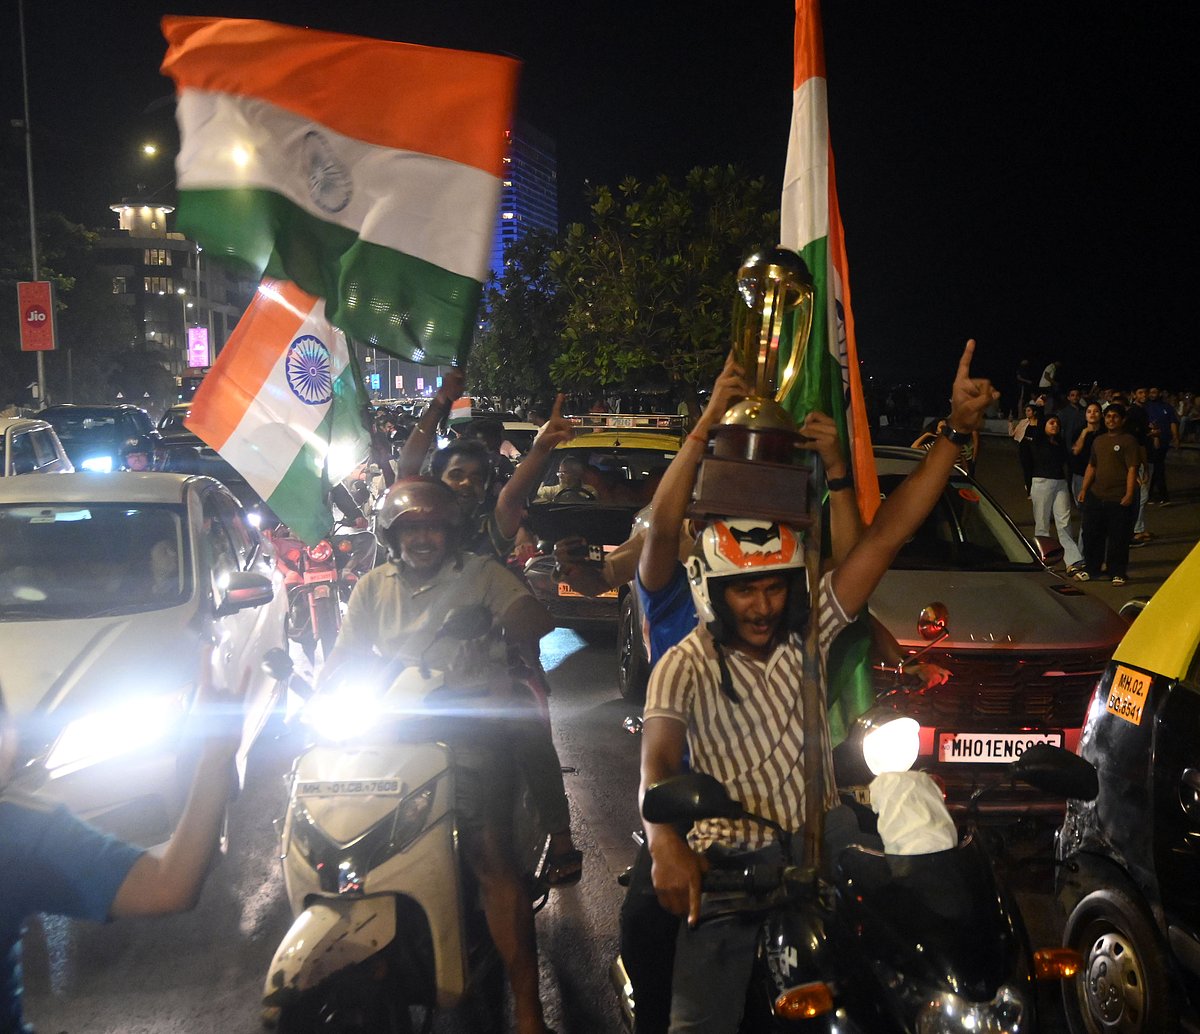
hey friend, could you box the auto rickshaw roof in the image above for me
[1113,540,1200,682]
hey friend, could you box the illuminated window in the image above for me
[143,276,173,294]
[143,249,172,266]
[112,277,127,295]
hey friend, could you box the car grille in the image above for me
[872,649,1107,728]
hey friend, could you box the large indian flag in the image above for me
[186,279,370,545]
[780,0,879,523]
[160,16,520,366]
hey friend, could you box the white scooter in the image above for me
[260,606,550,1034]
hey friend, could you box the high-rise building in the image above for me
[489,120,558,285]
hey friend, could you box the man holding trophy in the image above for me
[634,248,998,1033]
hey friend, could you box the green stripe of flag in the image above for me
[178,188,481,365]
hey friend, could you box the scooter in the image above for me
[269,483,377,662]
[260,606,550,1034]
[615,711,1098,1032]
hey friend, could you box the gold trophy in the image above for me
[690,247,817,523]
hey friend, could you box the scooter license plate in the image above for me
[936,730,1063,764]
[296,779,402,797]
[558,583,618,599]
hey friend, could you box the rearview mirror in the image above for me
[217,571,275,615]
[642,772,743,825]
[917,601,950,641]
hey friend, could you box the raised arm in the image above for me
[398,367,466,478]
[493,393,575,540]
[639,356,752,592]
[797,410,862,566]
[831,340,998,617]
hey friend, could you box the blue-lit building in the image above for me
[488,120,559,285]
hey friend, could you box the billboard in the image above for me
[187,326,210,368]
[18,281,56,351]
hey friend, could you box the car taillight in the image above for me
[307,541,334,563]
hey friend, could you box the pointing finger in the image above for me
[550,392,565,421]
[955,339,976,382]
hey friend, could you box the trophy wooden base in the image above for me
[689,455,813,526]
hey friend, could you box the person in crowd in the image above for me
[1145,386,1180,505]
[119,436,156,472]
[0,658,239,1033]
[1069,401,1104,502]
[1013,358,1034,419]
[534,454,596,502]
[1038,359,1062,414]
[640,341,997,1033]
[911,417,978,475]
[1077,403,1138,586]
[462,416,517,488]
[1010,400,1042,495]
[320,479,556,1034]
[1124,389,1153,546]
[1028,415,1084,574]
[1057,386,1087,447]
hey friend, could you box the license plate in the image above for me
[558,583,618,599]
[296,779,402,797]
[936,730,1063,764]
[312,584,331,598]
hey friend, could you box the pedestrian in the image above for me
[1145,386,1180,504]
[1057,386,1087,448]
[1029,415,1084,573]
[1010,401,1042,495]
[1069,402,1103,501]
[1038,359,1062,414]
[1013,359,1034,419]
[1077,403,1139,586]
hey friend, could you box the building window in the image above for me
[143,248,172,266]
[144,276,173,294]
[112,277,127,294]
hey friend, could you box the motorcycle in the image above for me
[269,482,377,662]
[614,710,1098,1032]
[259,605,551,1034]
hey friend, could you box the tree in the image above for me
[548,166,779,399]
[468,231,567,406]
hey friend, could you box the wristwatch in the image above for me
[826,472,854,492]
[940,423,972,446]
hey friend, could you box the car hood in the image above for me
[1,604,202,720]
[870,569,1126,651]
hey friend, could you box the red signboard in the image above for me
[18,281,56,352]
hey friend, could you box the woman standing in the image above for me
[1030,415,1084,574]
[1069,402,1103,501]
[1010,401,1042,495]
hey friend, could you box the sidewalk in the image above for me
[971,434,1200,611]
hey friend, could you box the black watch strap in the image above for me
[941,423,972,445]
[826,472,854,492]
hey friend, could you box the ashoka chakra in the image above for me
[285,335,333,406]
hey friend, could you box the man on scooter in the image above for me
[639,341,997,1033]
[321,477,556,1034]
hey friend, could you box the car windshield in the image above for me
[43,410,125,445]
[538,446,677,508]
[879,473,1039,571]
[0,503,191,618]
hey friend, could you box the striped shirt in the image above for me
[644,571,851,852]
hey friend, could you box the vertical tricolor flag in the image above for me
[780,0,879,524]
[186,280,370,545]
[160,16,520,366]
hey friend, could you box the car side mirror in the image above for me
[642,772,743,825]
[1011,743,1099,802]
[217,571,275,615]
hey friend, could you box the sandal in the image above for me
[543,848,584,887]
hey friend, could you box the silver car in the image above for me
[0,472,288,844]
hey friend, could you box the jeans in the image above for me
[1081,496,1134,579]
[1149,445,1171,502]
[1030,478,1082,568]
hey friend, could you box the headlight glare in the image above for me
[46,693,186,775]
[81,456,113,473]
[916,986,1026,1033]
[862,714,921,776]
[302,684,385,742]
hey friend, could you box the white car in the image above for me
[0,472,287,844]
[0,417,73,476]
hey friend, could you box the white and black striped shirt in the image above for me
[644,571,851,852]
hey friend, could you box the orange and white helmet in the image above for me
[685,518,808,633]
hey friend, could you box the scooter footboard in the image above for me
[263,898,397,1005]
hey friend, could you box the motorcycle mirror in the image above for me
[261,647,294,681]
[642,772,743,825]
[917,602,950,641]
[1010,743,1099,802]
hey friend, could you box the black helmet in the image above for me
[121,435,158,469]
[375,477,461,557]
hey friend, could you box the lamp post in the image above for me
[18,0,46,406]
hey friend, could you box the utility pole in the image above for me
[18,0,46,407]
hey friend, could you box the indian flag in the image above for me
[160,16,520,366]
[186,279,370,545]
[780,0,879,523]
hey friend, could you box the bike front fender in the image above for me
[262,898,397,1006]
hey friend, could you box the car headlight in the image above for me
[81,455,113,473]
[45,692,188,776]
[860,711,921,776]
[917,986,1026,1033]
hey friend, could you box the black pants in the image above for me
[619,843,681,1034]
[1148,446,1171,502]
[1081,496,1134,579]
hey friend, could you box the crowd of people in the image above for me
[1008,382,1188,586]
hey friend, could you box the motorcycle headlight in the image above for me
[301,684,387,742]
[917,986,1026,1033]
[81,455,113,473]
[45,692,188,776]
[859,710,921,776]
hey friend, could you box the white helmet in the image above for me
[685,519,808,635]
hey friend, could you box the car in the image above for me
[0,471,288,845]
[39,403,157,472]
[156,402,273,525]
[0,417,73,476]
[1054,540,1200,1034]
[617,445,1127,820]
[522,414,686,627]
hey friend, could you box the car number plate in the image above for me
[296,779,402,797]
[936,730,1063,764]
[557,583,618,599]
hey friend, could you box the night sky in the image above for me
[4,0,1196,394]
